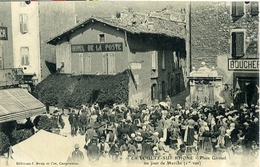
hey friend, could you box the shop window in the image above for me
[102,53,115,74]
[231,2,244,17]
[21,47,29,65]
[99,34,105,43]
[231,30,245,57]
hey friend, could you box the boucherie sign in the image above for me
[71,43,123,53]
[228,58,259,71]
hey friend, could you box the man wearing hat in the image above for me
[69,144,84,164]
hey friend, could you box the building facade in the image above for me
[188,2,259,107]
[0,2,40,87]
[0,2,76,87]
[47,15,186,106]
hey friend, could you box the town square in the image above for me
[0,1,259,167]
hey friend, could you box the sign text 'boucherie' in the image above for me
[71,43,123,53]
[228,58,259,71]
[0,27,8,40]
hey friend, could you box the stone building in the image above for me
[187,2,259,107]
[47,13,186,106]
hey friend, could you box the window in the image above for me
[231,30,245,57]
[21,47,29,65]
[251,2,259,16]
[231,2,244,17]
[99,34,105,43]
[152,51,157,70]
[19,14,28,34]
[84,53,91,73]
[79,53,84,73]
[79,53,91,74]
[151,84,157,100]
[173,51,180,69]
[162,51,165,70]
[102,53,115,74]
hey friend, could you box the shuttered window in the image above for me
[21,47,29,65]
[251,2,259,16]
[231,31,245,57]
[79,53,84,74]
[162,51,165,70]
[231,2,244,17]
[152,51,157,70]
[102,53,115,74]
[19,14,28,34]
[84,53,91,73]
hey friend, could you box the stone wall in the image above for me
[190,2,259,70]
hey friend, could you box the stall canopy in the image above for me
[0,88,46,123]
[11,130,73,163]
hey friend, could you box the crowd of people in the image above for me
[58,98,260,165]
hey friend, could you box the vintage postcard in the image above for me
[0,1,259,167]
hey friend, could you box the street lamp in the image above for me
[31,73,38,86]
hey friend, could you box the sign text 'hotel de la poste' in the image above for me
[71,43,123,53]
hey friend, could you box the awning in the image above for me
[0,88,46,123]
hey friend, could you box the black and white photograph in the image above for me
[0,0,259,167]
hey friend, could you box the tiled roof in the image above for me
[47,15,186,45]
[0,88,46,123]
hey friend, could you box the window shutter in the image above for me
[231,31,244,57]
[108,53,115,74]
[232,2,244,17]
[162,51,165,70]
[19,14,28,34]
[23,14,28,33]
[152,51,157,70]
[19,14,23,33]
[79,53,84,73]
[84,53,91,73]
[251,2,259,16]
[102,53,107,74]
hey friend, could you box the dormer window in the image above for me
[99,34,105,43]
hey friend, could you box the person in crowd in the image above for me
[66,99,259,164]
[68,110,78,136]
[176,144,186,158]
[87,139,100,162]
[69,144,84,164]
[97,136,110,158]
[141,138,154,157]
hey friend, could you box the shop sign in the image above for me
[228,58,259,71]
[0,27,8,40]
[71,43,123,53]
